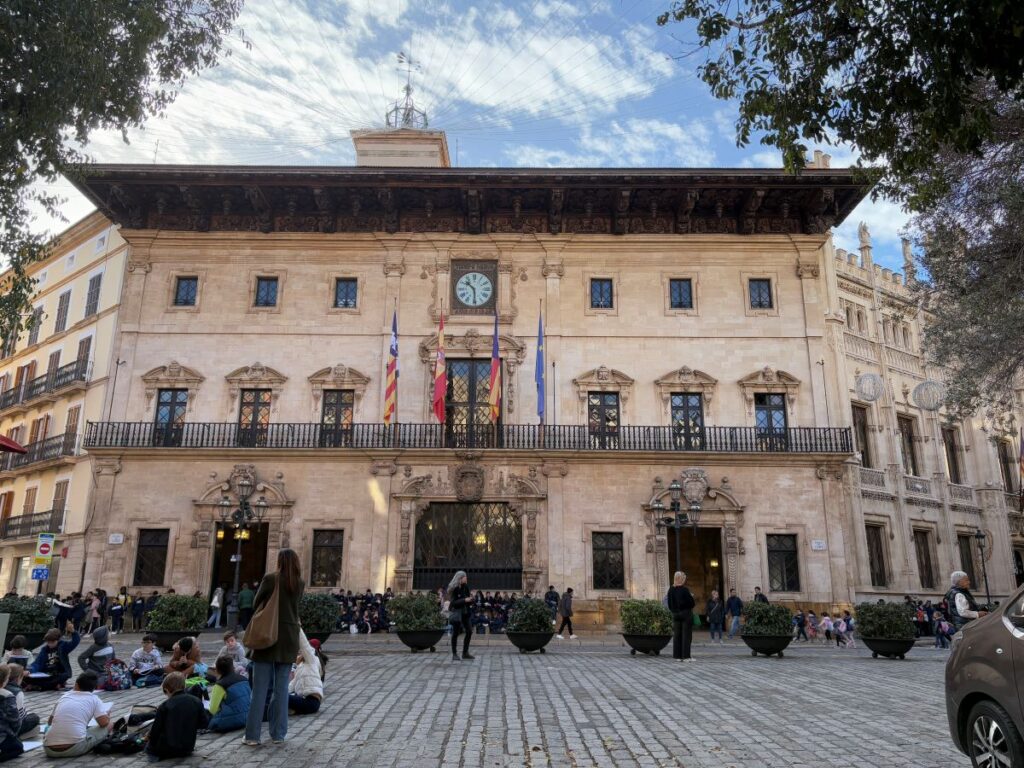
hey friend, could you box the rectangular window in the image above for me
[12,557,31,595]
[445,359,499,448]
[133,529,169,586]
[587,392,620,449]
[54,291,71,333]
[333,278,358,309]
[64,405,80,437]
[76,336,91,364]
[238,389,272,447]
[254,277,278,307]
[1,335,14,359]
[748,278,773,309]
[942,427,963,485]
[997,440,1017,492]
[27,307,43,346]
[310,529,344,588]
[958,534,977,589]
[52,480,69,513]
[320,389,354,447]
[914,530,936,589]
[592,532,625,590]
[897,416,919,476]
[22,487,36,516]
[589,278,613,309]
[670,392,704,449]
[668,278,693,310]
[852,405,873,467]
[767,534,800,591]
[154,389,188,446]
[865,524,887,587]
[84,274,102,317]
[754,392,788,450]
[173,276,198,306]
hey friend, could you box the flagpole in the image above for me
[551,359,557,425]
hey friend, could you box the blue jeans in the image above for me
[709,621,723,641]
[207,608,221,627]
[245,661,291,742]
[727,616,740,638]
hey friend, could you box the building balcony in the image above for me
[948,483,975,505]
[0,359,91,416]
[0,508,64,540]
[859,467,887,488]
[1010,513,1024,537]
[903,474,933,497]
[84,422,853,455]
[0,433,80,474]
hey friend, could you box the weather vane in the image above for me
[386,51,428,129]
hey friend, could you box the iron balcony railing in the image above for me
[0,432,80,472]
[0,359,91,412]
[0,508,64,539]
[85,422,853,454]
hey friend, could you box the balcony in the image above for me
[85,422,853,455]
[1010,513,1024,537]
[859,467,887,488]
[0,359,91,415]
[0,508,64,540]
[903,475,933,496]
[948,483,975,505]
[0,433,80,473]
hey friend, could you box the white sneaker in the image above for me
[683,658,695,663]
[569,635,578,640]
[555,634,564,640]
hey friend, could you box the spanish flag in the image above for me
[488,312,501,423]
[383,310,399,426]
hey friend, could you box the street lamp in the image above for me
[974,529,992,608]
[653,477,702,580]
[219,481,268,629]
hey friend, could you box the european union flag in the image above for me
[535,311,545,423]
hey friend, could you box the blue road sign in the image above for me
[31,568,49,581]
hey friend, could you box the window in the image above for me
[902,326,912,349]
[52,480,69,514]
[64,405,80,437]
[852,405,873,467]
[942,427,963,485]
[154,389,188,446]
[668,279,693,310]
[94,234,106,252]
[958,534,978,589]
[592,532,625,590]
[997,440,1017,492]
[54,291,71,333]
[913,530,936,589]
[865,524,887,587]
[748,278,773,309]
[844,305,852,327]
[320,389,354,447]
[84,274,102,317]
[670,393,704,449]
[897,416,919,476]
[589,278,613,309]
[254,277,278,307]
[76,336,91,364]
[26,307,42,346]
[47,350,61,381]
[587,392,620,449]
[133,529,169,586]
[445,360,499,448]
[173,277,198,306]
[310,530,344,587]
[766,534,800,591]
[22,487,36,516]
[12,557,31,595]
[333,278,358,309]
[238,389,272,447]
[857,310,866,333]
[755,393,788,449]
[65,253,75,272]
[1,335,14,359]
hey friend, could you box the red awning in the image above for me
[0,435,26,454]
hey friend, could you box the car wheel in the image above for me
[966,700,1024,768]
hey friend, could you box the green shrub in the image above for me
[0,596,52,632]
[299,593,339,634]
[389,593,446,631]
[620,599,672,635]
[145,595,207,631]
[740,601,793,636]
[854,601,915,640]
[507,598,553,633]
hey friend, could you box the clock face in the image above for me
[455,272,494,307]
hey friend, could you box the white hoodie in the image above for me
[288,630,323,700]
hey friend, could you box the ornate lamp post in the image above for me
[219,476,268,629]
[974,529,992,608]
[653,471,708,580]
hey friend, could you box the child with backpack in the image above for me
[207,656,250,732]
[144,673,209,762]
[4,664,39,735]
[129,635,164,688]
[76,627,114,687]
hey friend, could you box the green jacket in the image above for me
[237,588,255,610]
[248,572,304,665]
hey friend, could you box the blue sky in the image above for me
[39,0,908,270]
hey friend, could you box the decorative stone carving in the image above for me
[419,333,526,420]
[307,364,370,412]
[572,366,634,402]
[142,362,205,412]
[654,366,717,410]
[225,363,287,409]
[453,463,486,502]
[737,366,801,415]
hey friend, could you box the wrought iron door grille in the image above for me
[414,502,522,590]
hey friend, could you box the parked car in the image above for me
[945,583,1024,767]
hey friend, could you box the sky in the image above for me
[36,0,909,271]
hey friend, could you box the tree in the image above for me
[0,1,243,348]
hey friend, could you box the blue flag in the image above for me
[535,311,545,423]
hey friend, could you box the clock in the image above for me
[455,272,493,307]
[450,260,498,314]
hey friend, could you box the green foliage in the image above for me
[299,593,339,634]
[0,596,53,632]
[388,593,446,632]
[507,598,554,633]
[144,595,207,631]
[620,599,673,635]
[740,601,792,636]
[854,602,916,641]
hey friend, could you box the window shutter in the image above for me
[76,337,91,363]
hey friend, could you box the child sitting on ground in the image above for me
[76,626,113,686]
[164,637,201,679]
[217,631,247,677]
[287,632,323,716]
[129,635,164,687]
[308,638,328,683]
[3,637,32,669]
[43,671,111,758]
[144,672,209,762]
[207,656,250,732]
[27,623,80,691]
[0,666,23,762]
[4,664,39,735]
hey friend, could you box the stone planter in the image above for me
[150,630,202,653]
[4,632,47,654]
[396,629,446,652]
[862,637,915,660]
[741,634,793,658]
[506,631,554,654]
[621,634,672,656]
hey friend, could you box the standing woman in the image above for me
[666,571,696,662]
[243,549,304,746]
[447,571,474,661]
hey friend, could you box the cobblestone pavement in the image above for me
[12,633,967,768]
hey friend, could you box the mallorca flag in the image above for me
[432,312,447,423]
[488,312,501,423]
[383,311,399,425]
[535,310,545,424]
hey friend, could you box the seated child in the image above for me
[0,666,23,762]
[217,631,248,677]
[3,637,32,669]
[129,635,164,687]
[207,656,250,733]
[42,671,111,758]
[27,623,80,690]
[308,638,328,683]
[287,632,322,716]
[76,626,113,686]
[4,664,39,735]
[164,637,201,678]
[145,672,209,762]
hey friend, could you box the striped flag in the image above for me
[383,310,399,425]
[432,312,447,423]
[1019,427,1023,512]
[488,312,501,423]
[535,310,545,424]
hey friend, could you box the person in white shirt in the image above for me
[287,632,323,716]
[43,671,111,757]
[946,570,988,630]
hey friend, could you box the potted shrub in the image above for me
[740,602,793,658]
[506,597,555,653]
[0,596,53,652]
[855,602,916,659]
[146,595,207,651]
[389,593,446,652]
[620,599,673,656]
[298,593,338,645]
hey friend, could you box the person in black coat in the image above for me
[447,571,474,661]
[666,571,696,662]
[146,672,209,762]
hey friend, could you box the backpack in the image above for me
[102,659,132,691]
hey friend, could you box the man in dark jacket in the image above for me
[146,672,209,761]
[666,572,696,661]
[753,587,769,604]
[725,589,743,639]
[556,588,576,640]
[28,623,80,690]
[544,586,559,624]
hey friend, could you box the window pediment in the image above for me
[141,361,205,411]
[654,366,717,404]
[738,366,800,413]
[418,330,526,363]
[572,365,634,402]
[225,362,288,407]
[308,364,370,409]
